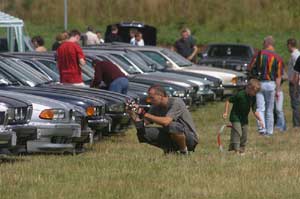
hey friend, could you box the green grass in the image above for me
[1,84,300,199]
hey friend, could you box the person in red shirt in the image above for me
[56,29,86,85]
[90,60,128,94]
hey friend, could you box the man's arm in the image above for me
[253,111,264,128]
[144,113,173,127]
[187,46,198,61]
[79,58,86,68]
[223,100,230,119]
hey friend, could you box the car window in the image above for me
[207,45,252,58]
[161,49,193,67]
[110,54,141,74]
[38,59,91,81]
[141,51,168,67]
[124,52,153,72]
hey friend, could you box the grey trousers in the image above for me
[134,121,198,152]
[289,83,300,127]
[229,122,248,151]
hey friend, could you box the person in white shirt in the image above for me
[96,30,105,44]
[287,38,300,127]
[133,31,144,46]
[129,29,137,45]
[86,26,100,45]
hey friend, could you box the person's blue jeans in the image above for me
[275,90,286,132]
[256,81,276,135]
[109,77,129,94]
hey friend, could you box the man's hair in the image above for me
[247,79,261,92]
[135,31,142,37]
[287,38,297,47]
[181,28,189,34]
[264,35,274,46]
[31,35,44,46]
[69,29,81,37]
[111,25,118,32]
[148,85,167,97]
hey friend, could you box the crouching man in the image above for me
[127,85,199,155]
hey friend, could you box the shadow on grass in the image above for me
[0,155,27,164]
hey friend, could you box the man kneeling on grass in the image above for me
[223,79,264,154]
[127,85,199,155]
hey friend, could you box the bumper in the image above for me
[6,124,37,146]
[201,90,216,102]
[211,86,224,98]
[0,130,17,148]
[87,116,111,131]
[26,139,75,153]
[26,123,81,153]
[106,112,131,133]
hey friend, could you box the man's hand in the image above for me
[258,120,265,129]
[223,112,228,119]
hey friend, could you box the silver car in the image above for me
[0,91,81,154]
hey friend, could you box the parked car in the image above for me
[198,43,255,73]
[84,48,216,103]
[121,46,247,97]
[0,90,81,154]
[83,52,196,106]
[0,96,36,151]
[0,57,130,135]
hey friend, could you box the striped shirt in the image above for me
[250,49,284,81]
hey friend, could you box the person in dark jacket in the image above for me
[90,60,128,94]
[105,25,122,43]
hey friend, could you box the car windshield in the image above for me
[38,59,92,81]
[109,54,141,74]
[1,58,49,86]
[207,45,252,58]
[161,49,193,67]
[123,52,154,72]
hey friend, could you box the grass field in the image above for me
[1,84,300,199]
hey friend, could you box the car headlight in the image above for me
[172,90,185,97]
[7,107,27,122]
[107,103,125,113]
[39,109,65,120]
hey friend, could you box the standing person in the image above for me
[56,29,86,86]
[52,31,69,51]
[31,35,47,52]
[129,29,137,45]
[105,25,122,43]
[287,38,300,128]
[223,79,264,154]
[95,30,105,44]
[174,28,198,62]
[85,26,100,45]
[90,60,128,94]
[249,36,284,136]
[127,85,199,155]
[274,81,287,132]
[133,31,144,46]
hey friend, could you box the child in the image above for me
[223,79,264,154]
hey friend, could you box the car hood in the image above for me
[177,66,236,85]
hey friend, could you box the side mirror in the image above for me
[149,63,157,70]
[166,61,173,68]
